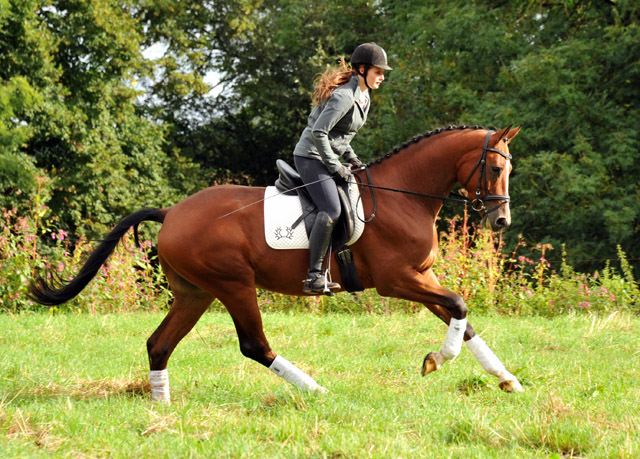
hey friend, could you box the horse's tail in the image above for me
[28,208,166,306]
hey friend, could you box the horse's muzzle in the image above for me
[482,203,511,231]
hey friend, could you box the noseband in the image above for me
[462,130,512,213]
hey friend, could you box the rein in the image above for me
[353,168,471,222]
[354,130,512,221]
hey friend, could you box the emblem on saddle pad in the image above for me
[274,226,295,240]
[263,182,365,250]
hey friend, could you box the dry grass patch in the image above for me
[4,374,151,402]
[4,408,64,452]
[70,376,151,400]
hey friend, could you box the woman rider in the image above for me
[293,42,391,294]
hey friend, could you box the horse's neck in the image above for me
[370,134,466,201]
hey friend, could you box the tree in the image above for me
[162,0,640,274]
[489,1,640,272]
[2,0,637,277]
[0,76,42,210]
[0,0,210,234]
[364,0,640,273]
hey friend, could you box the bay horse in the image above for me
[29,125,523,402]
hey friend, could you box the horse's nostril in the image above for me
[496,217,509,228]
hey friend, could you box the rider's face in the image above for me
[367,66,386,89]
[358,65,385,90]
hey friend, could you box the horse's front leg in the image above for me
[422,313,522,392]
[465,333,523,392]
[378,268,522,392]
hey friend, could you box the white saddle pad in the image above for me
[264,181,365,250]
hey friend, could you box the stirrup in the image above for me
[303,273,340,295]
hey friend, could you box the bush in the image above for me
[434,210,639,316]
[2,201,637,316]
[0,199,171,313]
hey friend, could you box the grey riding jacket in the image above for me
[293,75,369,174]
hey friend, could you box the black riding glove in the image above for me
[349,157,364,169]
[334,165,352,184]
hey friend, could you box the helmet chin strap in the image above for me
[356,65,372,90]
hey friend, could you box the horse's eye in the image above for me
[491,166,503,176]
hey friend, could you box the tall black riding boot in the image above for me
[303,211,341,294]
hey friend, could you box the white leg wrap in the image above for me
[467,336,523,391]
[439,318,467,361]
[269,355,327,393]
[149,369,170,403]
[466,335,516,380]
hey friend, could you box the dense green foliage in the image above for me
[1,0,638,273]
[0,0,209,234]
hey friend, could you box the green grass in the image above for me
[1,310,639,457]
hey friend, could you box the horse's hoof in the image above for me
[421,351,444,376]
[306,381,328,393]
[498,378,523,392]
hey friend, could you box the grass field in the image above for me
[0,310,638,458]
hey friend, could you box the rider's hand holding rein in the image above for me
[348,156,364,169]
[334,164,353,185]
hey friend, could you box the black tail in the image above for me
[28,208,166,306]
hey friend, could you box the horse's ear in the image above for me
[506,126,521,141]
[494,125,521,144]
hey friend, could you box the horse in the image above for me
[29,125,523,402]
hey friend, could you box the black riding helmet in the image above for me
[350,42,392,89]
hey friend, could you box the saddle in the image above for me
[274,159,356,249]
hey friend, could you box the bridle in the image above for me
[461,129,512,213]
[354,129,513,222]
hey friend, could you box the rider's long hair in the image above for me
[312,58,358,106]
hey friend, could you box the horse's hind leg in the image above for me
[146,270,214,402]
[217,284,327,393]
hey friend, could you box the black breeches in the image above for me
[294,156,342,221]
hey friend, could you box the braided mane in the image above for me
[370,124,489,166]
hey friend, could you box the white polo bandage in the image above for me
[150,369,170,403]
[439,318,467,361]
[269,355,327,393]
[465,335,507,376]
